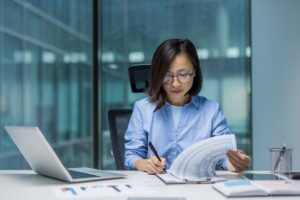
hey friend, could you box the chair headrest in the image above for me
[128,64,150,93]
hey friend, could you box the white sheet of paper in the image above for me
[168,134,237,180]
[53,183,155,199]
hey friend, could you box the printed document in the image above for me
[54,183,155,199]
[157,134,237,184]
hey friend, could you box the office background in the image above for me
[3,0,297,171]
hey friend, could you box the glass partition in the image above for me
[0,0,251,170]
[100,0,251,169]
[0,0,93,169]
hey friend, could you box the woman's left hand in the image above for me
[227,150,251,172]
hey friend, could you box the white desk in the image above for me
[1,170,300,200]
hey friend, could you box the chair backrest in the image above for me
[108,64,150,169]
[108,109,132,170]
[128,64,150,93]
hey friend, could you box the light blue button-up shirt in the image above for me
[124,95,230,170]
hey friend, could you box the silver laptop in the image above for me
[4,126,126,183]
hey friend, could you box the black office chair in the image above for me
[108,109,132,170]
[128,64,151,93]
[107,64,150,170]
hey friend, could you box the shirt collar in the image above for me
[164,96,200,109]
[190,96,200,109]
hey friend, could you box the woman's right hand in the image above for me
[135,156,166,174]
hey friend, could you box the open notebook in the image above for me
[156,134,237,184]
[213,179,300,197]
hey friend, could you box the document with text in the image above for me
[157,134,237,184]
[53,183,155,199]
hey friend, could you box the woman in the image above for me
[124,39,251,174]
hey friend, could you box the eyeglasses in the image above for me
[163,72,194,85]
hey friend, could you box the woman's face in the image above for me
[162,53,195,106]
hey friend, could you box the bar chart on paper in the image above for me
[53,184,155,199]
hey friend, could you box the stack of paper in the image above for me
[157,134,237,184]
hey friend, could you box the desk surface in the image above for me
[1,170,300,200]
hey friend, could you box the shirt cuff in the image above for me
[125,155,141,170]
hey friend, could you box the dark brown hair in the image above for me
[148,39,203,111]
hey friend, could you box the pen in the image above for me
[273,143,286,172]
[148,142,166,171]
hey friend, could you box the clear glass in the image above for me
[270,147,293,173]
[100,0,251,169]
[0,0,93,169]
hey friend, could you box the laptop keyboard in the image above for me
[68,169,99,179]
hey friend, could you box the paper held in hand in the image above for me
[156,134,237,184]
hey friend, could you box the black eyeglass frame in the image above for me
[163,72,194,85]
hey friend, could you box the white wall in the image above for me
[252,0,300,170]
